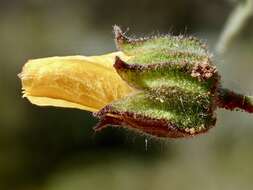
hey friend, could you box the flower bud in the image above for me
[19,25,253,139]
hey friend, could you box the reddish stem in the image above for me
[217,88,253,113]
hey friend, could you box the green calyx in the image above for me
[114,26,208,57]
[107,91,216,130]
[114,56,217,93]
[94,26,220,138]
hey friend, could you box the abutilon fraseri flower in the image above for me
[19,25,253,139]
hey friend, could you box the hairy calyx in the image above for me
[94,26,253,138]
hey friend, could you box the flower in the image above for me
[19,26,253,139]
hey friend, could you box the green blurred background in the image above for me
[1,0,253,189]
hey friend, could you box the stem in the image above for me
[217,88,253,113]
[216,0,253,54]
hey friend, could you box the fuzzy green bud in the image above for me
[94,26,220,138]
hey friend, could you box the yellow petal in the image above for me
[19,51,135,112]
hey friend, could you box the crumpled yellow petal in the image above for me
[19,51,135,112]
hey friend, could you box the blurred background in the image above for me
[1,0,253,189]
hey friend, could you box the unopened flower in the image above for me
[19,26,253,139]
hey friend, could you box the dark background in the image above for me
[1,0,253,189]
